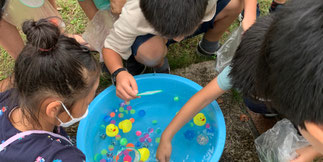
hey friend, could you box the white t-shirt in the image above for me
[104,0,218,60]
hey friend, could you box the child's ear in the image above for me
[45,101,62,118]
[304,122,323,144]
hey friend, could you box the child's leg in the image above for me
[0,19,24,59]
[204,0,243,42]
[78,0,99,20]
[49,0,58,10]
[134,35,168,68]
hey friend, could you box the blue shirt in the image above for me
[0,89,85,162]
[217,66,232,91]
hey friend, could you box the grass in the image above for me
[0,49,14,80]
[0,0,272,86]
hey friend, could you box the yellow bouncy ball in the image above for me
[138,148,150,161]
[106,124,119,137]
[193,113,206,126]
[118,119,133,133]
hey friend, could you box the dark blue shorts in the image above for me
[131,0,231,56]
[243,97,277,115]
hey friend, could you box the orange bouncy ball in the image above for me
[110,112,116,118]
[129,118,135,123]
[126,143,135,151]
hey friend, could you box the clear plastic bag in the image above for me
[215,25,243,73]
[3,0,60,27]
[255,119,310,162]
[82,10,117,61]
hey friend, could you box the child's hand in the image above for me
[242,18,255,32]
[156,138,172,162]
[290,146,322,162]
[116,71,139,101]
[110,0,126,15]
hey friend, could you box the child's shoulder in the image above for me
[29,134,85,162]
[0,132,85,162]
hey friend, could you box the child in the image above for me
[78,0,127,20]
[156,0,323,161]
[102,0,257,101]
[0,19,100,161]
[0,0,89,59]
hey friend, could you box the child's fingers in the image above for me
[166,155,170,162]
[117,86,133,101]
[124,84,138,99]
[157,156,165,162]
[128,77,139,96]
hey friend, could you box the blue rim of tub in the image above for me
[77,73,226,162]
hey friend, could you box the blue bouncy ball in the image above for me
[138,110,146,117]
[184,129,196,141]
[104,116,112,123]
[207,128,215,133]
[135,141,141,148]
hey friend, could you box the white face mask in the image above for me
[56,102,89,127]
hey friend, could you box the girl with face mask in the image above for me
[0,18,100,161]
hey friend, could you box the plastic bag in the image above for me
[255,119,310,162]
[82,10,117,61]
[3,0,60,27]
[215,25,243,73]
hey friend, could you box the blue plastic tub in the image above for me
[77,74,226,162]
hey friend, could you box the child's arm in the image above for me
[242,0,257,31]
[156,66,232,162]
[102,48,138,101]
[102,1,145,101]
[110,0,126,15]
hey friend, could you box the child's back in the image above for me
[0,89,84,161]
[0,18,100,162]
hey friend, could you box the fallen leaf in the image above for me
[217,98,224,104]
[240,114,249,122]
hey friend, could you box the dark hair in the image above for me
[140,0,208,38]
[231,0,323,129]
[257,0,323,129]
[0,0,6,20]
[13,19,100,127]
[229,15,274,99]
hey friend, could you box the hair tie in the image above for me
[39,48,52,52]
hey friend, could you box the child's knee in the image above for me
[136,36,167,67]
[221,0,244,17]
